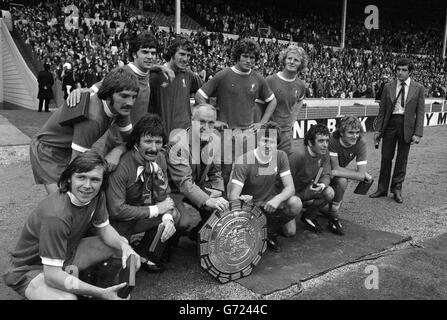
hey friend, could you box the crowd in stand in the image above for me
[10,0,447,99]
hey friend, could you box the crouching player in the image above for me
[3,151,140,300]
[327,116,373,234]
[228,122,301,253]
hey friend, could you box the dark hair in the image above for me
[126,113,167,149]
[333,116,365,139]
[165,35,194,61]
[304,124,330,146]
[58,151,109,193]
[128,32,158,60]
[256,121,281,145]
[396,58,414,73]
[97,67,139,100]
[231,38,260,62]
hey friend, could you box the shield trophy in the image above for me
[198,199,267,283]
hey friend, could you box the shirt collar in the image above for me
[128,62,149,77]
[277,72,297,82]
[307,146,318,158]
[231,66,252,75]
[254,148,272,164]
[102,99,115,118]
[67,191,91,206]
[400,77,411,87]
[135,161,159,182]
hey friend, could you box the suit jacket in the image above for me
[167,130,224,208]
[374,79,425,143]
[37,70,54,100]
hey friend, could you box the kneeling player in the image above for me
[327,116,372,233]
[3,151,140,300]
[228,122,301,253]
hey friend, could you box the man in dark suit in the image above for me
[37,63,54,112]
[370,58,425,203]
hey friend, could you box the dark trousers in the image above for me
[378,115,411,193]
[38,98,50,112]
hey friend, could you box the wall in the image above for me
[0,18,37,109]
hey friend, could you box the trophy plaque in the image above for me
[198,200,267,283]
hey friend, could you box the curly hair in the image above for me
[304,124,330,146]
[231,38,260,62]
[126,113,167,149]
[97,67,139,101]
[58,151,109,193]
[278,45,308,72]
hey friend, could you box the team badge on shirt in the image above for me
[161,82,169,88]
[250,83,256,92]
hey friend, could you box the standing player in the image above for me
[265,45,307,155]
[68,32,174,170]
[30,67,138,194]
[327,116,373,235]
[149,35,203,137]
[195,38,277,185]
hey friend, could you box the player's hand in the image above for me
[263,197,281,213]
[67,88,89,107]
[248,122,262,133]
[105,148,124,172]
[204,187,222,198]
[120,244,141,271]
[161,220,176,243]
[411,135,421,145]
[214,120,229,131]
[156,198,175,215]
[101,282,129,300]
[364,172,373,182]
[374,132,381,144]
[310,183,325,193]
[205,197,228,212]
[161,66,175,82]
[239,195,253,203]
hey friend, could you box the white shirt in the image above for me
[393,77,411,114]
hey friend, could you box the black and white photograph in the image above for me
[0,0,446,305]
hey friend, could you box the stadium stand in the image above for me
[6,0,447,101]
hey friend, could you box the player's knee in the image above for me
[323,186,335,201]
[336,177,348,190]
[286,196,302,216]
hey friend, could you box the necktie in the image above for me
[400,82,406,108]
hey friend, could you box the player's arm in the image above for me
[260,95,277,124]
[331,159,370,182]
[149,64,175,82]
[67,81,102,107]
[329,153,366,181]
[97,223,140,269]
[42,264,127,300]
[194,90,208,104]
[228,182,243,200]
